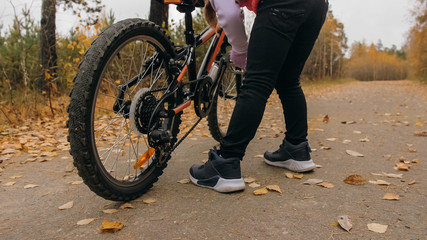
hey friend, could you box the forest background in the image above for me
[0,0,426,126]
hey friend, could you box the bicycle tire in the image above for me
[207,59,243,142]
[67,19,181,202]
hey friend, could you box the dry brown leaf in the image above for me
[399,156,406,162]
[3,181,16,186]
[413,131,427,137]
[353,130,362,134]
[317,182,334,188]
[24,184,39,189]
[119,203,134,209]
[303,179,324,185]
[383,193,400,200]
[326,138,337,142]
[244,177,256,183]
[100,219,124,232]
[359,137,370,142]
[408,180,417,185]
[58,201,74,210]
[255,155,264,158]
[411,159,419,163]
[253,188,268,196]
[249,182,260,188]
[177,179,190,184]
[77,218,96,226]
[415,121,423,126]
[266,185,282,193]
[346,150,364,157]
[323,115,329,123]
[337,215,352,232]
[395,163,409,171]
[383,154,392,160]
[369,180,391,186]
[344,175,366,185]
[367,223,388,233]
[408,147,417,153]
[102,209,119,214]
[320,146,331,150]
[143,198,156,204]
[342,139,352,144]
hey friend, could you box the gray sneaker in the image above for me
[264,139,315,172]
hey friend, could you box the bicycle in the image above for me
[67,0,244,201]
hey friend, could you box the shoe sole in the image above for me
[189,175,245,193]
[264,158,316,172]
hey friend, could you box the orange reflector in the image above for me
[164,0,182,4]
[133,148,155,169]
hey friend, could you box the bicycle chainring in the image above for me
[194,76,214,118]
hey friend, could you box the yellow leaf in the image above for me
[114,80,121,85]
[415,121,423,126]
[331,221,339,226]
[253,188,268,196]
[383,193,399,200]
[134,148,155,169]
[77,13,81,18]
[100,219,124,232]
[79,49,85,55]
[266,185,282,193]
[244,177,256,183]
[67,43,74,49]
[77,218,96,225]
[293,173,304,179]
[177,179,190,184]
[284,172,294,179]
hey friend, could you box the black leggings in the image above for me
[220,0,328,159]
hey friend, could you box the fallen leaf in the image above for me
[346,150,364,157]
[331,221,339,227]
[315,164,323,168]
[9,175,22,179]
[359,137,370,142]
[317,182,334,188]
[415,121,423,126]
[321,146,331,150]
[411,159,419,163]
[369,180,391,186]
[399,156,406,162]
[323,115,329,123]
[255,155,264,158]
[100,219,124,232]
[353,130,362,134]
[253,188,268,195]
[413,131,427,137]
[342,121,356,124]
[69,180,83,185]
[143,198,156,204]
[344,175,366,185]
[244,177,256,183]
[119,203,134,209]
[326,138,337,142]
[3,181,16,186]
[342,139,352,144]
[293,173,304,179]
[367,223,388,233]
[337,215,352,232]
[371,172,403,179]
[77,218,96,226]
[102,209,119,214]
[41,192,51,197]
[58,201,74,210]
[408,180,417,185]
[177,179,190,184]
[284,172,294,179]
[383,193,399,200]
[249,182,260,188]
[383,154,392,160]
[266,185,282,193]
[24,184,39,189]
[303,179,324,185]
[395,163,409,171]
[408,148,417,153]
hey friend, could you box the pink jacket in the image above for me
[210,0,260,59]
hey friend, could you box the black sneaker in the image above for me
[189,147,245,193]
[264,139,316,172]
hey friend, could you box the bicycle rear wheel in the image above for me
[207,59,244,142]
[67,19,181,201]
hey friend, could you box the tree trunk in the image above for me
[149,0,169,29]
[40,0,57,114]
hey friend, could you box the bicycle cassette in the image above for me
[129,88,158,136]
